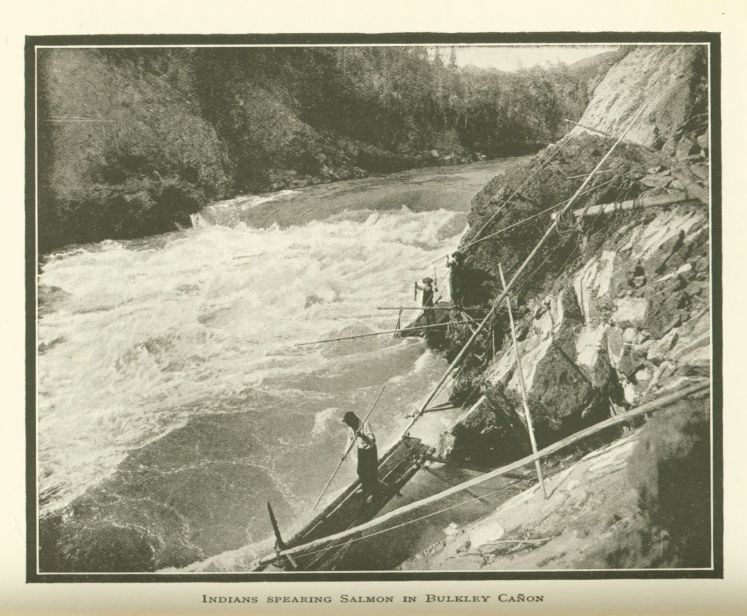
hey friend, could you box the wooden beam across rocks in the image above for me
[554,192,702,221]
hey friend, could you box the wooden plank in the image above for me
[258,437,430,570]
[557,194,700,221]
[283,438,428,548]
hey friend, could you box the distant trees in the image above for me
[188,46,597,158]
[38,45,614,251]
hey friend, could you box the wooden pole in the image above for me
[421,466,493,508]
[553,194,697,221]
[312,384,386,510]
[266,502,286,550]
[499,264,547,498]
[563,118,617,139]
[376,306,487,312]
[491,314,496,359]
[460,176,618,253]
[294,320,454,346]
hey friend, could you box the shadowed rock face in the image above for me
[38,46,612,253]
[440,201,710,467]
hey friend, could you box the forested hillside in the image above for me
[37,46,624,252]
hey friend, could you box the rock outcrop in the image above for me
[404,394,711,570]
[439,44,711,472]
[572,45,708,153]
[440,200,710,465]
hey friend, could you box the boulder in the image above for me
[691,164,709,181]
[524,340,597,445]
[442,388,529,468]
[675,137,700,161]
[643,292,687,339]
[575,323,610,389]
[640,174,672,189]
[611,297,648,327]
[647,328,679,364]
[685,280,708,297]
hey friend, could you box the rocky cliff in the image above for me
[37,47,614,253]
[572,45,708,153]
[430,44,712,568]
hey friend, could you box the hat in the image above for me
[452,250,463,260]
[422,277,434,284]
[341,411,359,426]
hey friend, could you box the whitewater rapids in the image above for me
[36,160,513,570]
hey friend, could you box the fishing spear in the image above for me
[312,384,386,510]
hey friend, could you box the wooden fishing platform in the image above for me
[256,436,433,571]
[395,301,453,339]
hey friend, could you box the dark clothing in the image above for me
[420,285,435,326]
[346,421,378,497]
[421,286,434,308]
[356,444,379,497]
[447,261,464,307]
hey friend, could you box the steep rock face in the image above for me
[441,201,710,464]
[440,42,711,467]
[572,46,708,151]
[38,49,233,252]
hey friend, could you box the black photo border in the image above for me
[25,31,722,583]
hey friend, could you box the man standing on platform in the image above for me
[415,276,436,325]
[446,250,465,308]
[341,411,379,503]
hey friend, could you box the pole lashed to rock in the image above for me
[499,263,547,498]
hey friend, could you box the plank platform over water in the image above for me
[256,436,432,571]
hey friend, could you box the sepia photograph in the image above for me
[28,34,720,580]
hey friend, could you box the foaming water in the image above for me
[36,160,513,570]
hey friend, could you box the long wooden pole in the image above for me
[562,194,697,221]
[294,320,455,347]
[312,384,386,510]
[401,103,649,437]
[563,118,617,138]
[499,263,547,498]
[266,502,286,549]
[376,306,487,312]
[459,176,618,253]
[261,381,708,563]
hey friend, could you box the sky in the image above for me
[444,45,621,72]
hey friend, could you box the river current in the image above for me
[36,159,517,570]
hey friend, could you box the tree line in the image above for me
[37,45,622,252]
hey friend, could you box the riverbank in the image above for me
[408,43,713,571]
[38,45,618,252]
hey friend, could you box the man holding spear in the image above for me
[312,385,385,510]
[341,411,379,503]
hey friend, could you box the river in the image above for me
[36,158,521,572]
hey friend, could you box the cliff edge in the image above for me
[420,44,712,570]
